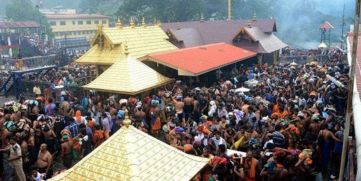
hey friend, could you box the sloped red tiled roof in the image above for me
[0,21,40,29]
[320,21,334,29]
[161,19,276,48]
[145,43,257,76]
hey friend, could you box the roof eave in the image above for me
[82,79,174,95]
[75,61,114,65]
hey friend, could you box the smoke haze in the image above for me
[1,0,356,48]
[272,0,355,48]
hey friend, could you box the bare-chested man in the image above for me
[134,106,146,126]
[173,96,185,122]
[61,135,73,169]
[37,144,53,176]
[318,124,341,172]
[183,94,194,121]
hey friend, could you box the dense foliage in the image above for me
[2,0,356,47]
[5,0,53,37]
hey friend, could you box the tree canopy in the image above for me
[114,0,203,22]
[113,0,353,47]
[114,0,275,23]
[79,0,121,16]
[5,0,53,37]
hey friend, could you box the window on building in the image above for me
[60,21,66,25]
[94,20,99,24]
[86,20,91,25]
[78,21,83,25]
[72,21,76,25]
[102,20,107,24]
[50,21,56,26]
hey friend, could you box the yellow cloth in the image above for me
[232,136,245,150]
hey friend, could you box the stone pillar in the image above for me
[257,54,263,65]
[273,50,280,64]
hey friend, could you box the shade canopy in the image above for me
[320,21,334,30]
[145,43,256,76]
[83,56,173,95]
[76,25,177,65]
[49,125,208,181]
[235,87,250,93]
[318,42,327,48]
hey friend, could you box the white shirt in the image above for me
[9,143,22,166]
[33,86,41,95]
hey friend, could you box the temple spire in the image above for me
[97,23,103,31]
[247,19,252,28]
[116,17,122,28]
[156,19,161,27]
[141,17,146,27]
[129,17,135,28]
[123,109,131,128]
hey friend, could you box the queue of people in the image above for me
[0,48,350,181]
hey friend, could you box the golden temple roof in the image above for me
[76,24,177,65]
[49,125,208,181]
[75,45,124,65]
[82,55,173,95]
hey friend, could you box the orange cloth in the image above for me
[273,104,279,113]
[151,117,161,135]
[197,125,211,135]
[276,163,285,169]
[93,130,105,148]
[211,156,227,166]
[129,97,137,106]
[245,158,257,181]
[289,124,300,136]
[271,112,281,119]
[184,144,193,153]
[279,110,289,119]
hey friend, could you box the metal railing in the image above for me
[279,54,330,65]
[0,54,57,71]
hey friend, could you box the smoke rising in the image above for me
[272,0,354,48]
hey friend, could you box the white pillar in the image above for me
[7,36,12,58]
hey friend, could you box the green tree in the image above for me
[218,0,274,19]
[5,0,53,37]
[115,0,202,23]
[79,0,122,16]
[79,0,99,14]
[41,0,81,9]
